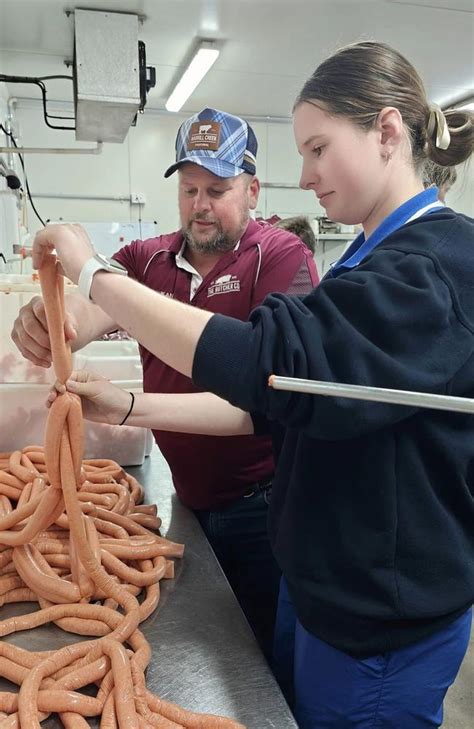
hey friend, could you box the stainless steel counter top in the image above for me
[1,450,297,728]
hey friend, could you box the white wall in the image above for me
[446,161,474,218]
[10,98,473,240]
[13,100,322,236]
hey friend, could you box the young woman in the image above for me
[36,41,473,728]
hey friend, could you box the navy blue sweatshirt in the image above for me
[192,208,474,657]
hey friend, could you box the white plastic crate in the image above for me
[0,274,74,384]
[72,339,142,381]
[0,276,143,384]
[0,381,150,466]
[0,275,152,466]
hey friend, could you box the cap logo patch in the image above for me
[187,121,221,151]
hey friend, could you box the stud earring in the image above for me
[382,151,393,163]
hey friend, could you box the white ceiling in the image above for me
[0,0,473,119]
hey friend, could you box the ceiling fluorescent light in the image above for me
[166,41,220,112]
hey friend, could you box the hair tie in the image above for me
[119,392,135,426]
[427,104,451,150]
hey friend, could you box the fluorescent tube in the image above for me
[166,42,220,112]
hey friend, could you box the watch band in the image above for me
[78,257,106,301]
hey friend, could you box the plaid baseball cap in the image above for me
[164,108,257,179]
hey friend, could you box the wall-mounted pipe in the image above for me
[0,143,103,155]
[30,192,129,202]
[13,96,293,125]
[260,182,300,190]
[31,187,303,201]
[2,98,18,171]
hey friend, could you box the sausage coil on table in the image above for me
[0,254,245,729]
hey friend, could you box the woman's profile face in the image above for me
[293,101,387,229]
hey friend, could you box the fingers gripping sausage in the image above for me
[0,255,244,728]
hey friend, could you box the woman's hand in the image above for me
[47,370,134,425]
[32,224,95,283]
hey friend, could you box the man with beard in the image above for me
[12,107,318,659]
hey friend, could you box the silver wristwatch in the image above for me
[78,253,128,301]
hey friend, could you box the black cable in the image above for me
[0,123,46,226]
[35,79,76,129]
[31,79,76,130]
[0,75,76,130]
[0,75,75,125]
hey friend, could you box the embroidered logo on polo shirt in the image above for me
[187,121,221,151]
[207,274,241,297]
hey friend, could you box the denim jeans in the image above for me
[194,482,281,661]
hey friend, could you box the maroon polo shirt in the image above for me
[114,219,318,510]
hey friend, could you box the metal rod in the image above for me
[268,375,474,414]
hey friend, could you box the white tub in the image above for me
[0,381,151,467]
[0,274,75,384]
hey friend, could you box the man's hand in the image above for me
[32,223,95,284]
[11,296,78,368]
[48,370,134,425]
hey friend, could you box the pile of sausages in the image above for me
[0,255,245,728]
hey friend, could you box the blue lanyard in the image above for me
[330,187,444,277]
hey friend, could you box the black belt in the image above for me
[243,477,273,498]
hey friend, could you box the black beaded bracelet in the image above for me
[119,391,135,426]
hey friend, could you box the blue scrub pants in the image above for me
[273,578,472,728]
